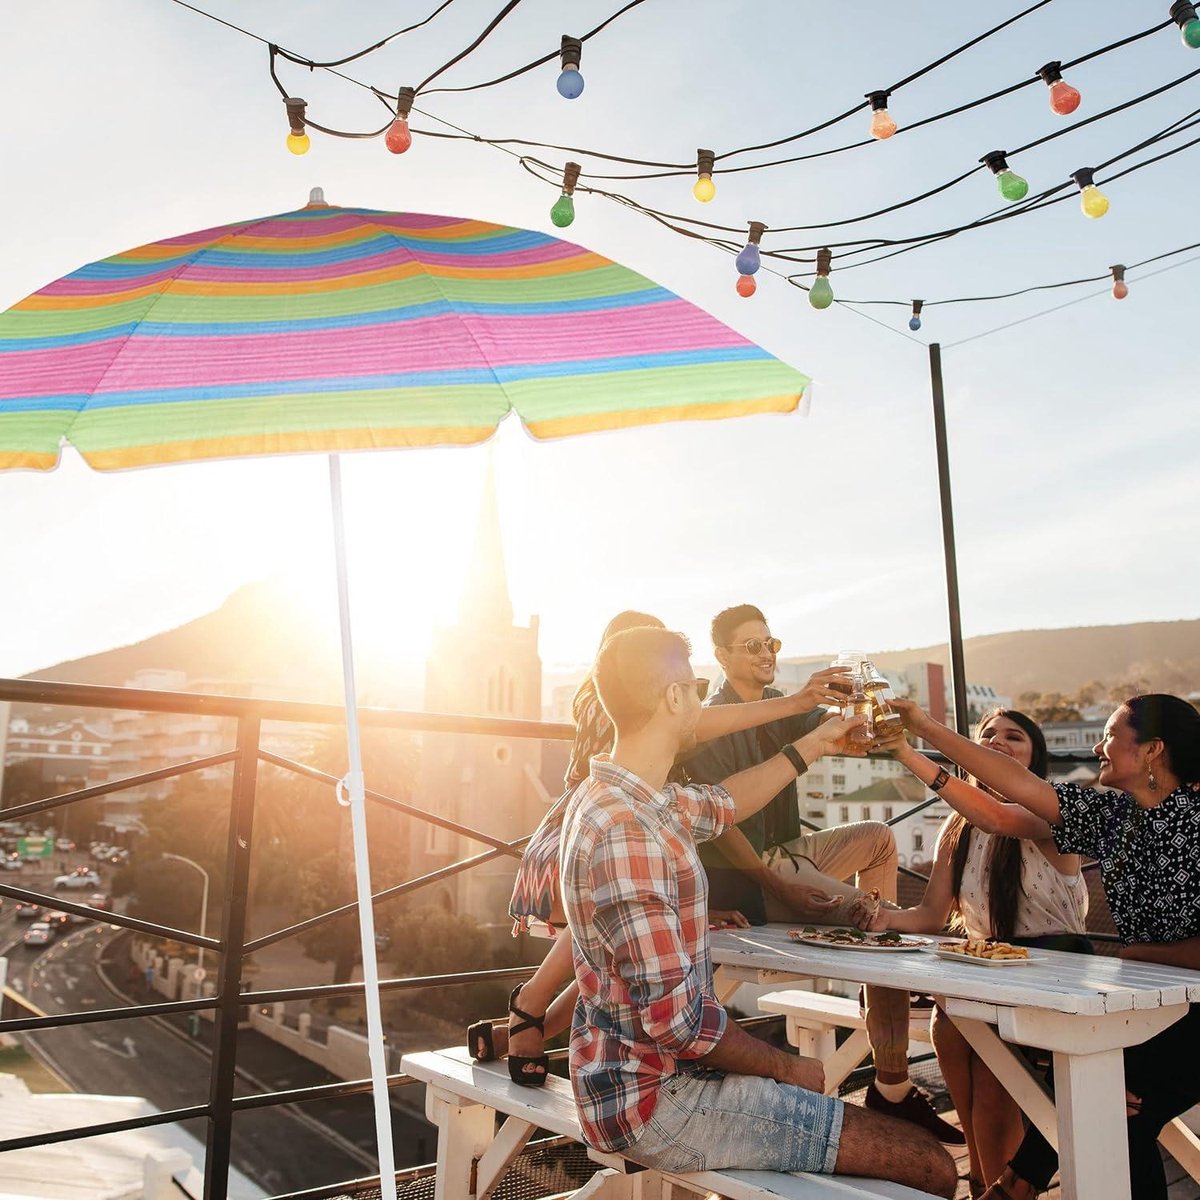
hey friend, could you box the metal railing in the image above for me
[0,676,1105,1198]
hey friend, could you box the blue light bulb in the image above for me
[908,316,922,331]
[735,243,761,275]
[557,69,584,99]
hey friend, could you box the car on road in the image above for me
[54,837,75,852]
[54,868,102,890]
[45,911,71,933]
[90,843,112,861]
[87,892,114,912]
[22,922,54,948]
[1,853,23,871]
[14,902,43,920]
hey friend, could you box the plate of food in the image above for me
[933,939,1036,966]
[786,928,934,952]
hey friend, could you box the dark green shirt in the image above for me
[683,680,821,922]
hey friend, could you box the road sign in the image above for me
[17,836,52,859]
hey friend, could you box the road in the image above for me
[1,877,432,1194]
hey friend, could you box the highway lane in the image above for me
[3,912,382,1194]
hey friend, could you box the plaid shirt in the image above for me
[559,754,734,1152]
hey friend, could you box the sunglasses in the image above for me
[670,677,710,701]
[724,637,782,656]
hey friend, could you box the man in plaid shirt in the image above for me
[559,627,955,1195]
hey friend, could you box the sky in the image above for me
[1,0,1197,686]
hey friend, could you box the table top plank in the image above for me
[711,926,1200,1017]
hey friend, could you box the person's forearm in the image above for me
[696,694,807,744]
[894,745,1054,839]
[1120,936,1200,971]
[879,903,947,934]
[905,721,1061,824]
[711,825,778,891]
[720,727,831,823]
[701,1017,806,1082]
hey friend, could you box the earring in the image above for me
[1148,766,1159,792]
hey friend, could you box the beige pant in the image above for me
[763,821,910,1082]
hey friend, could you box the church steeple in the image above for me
[459,453,513,630]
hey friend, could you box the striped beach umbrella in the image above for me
[0,191,808,470]
[0,191,810,1199]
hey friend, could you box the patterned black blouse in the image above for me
[1053,782,1200,945]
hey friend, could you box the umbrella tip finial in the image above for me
[306,186,327,208]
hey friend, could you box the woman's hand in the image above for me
[888,697,936,738]
[804,713,867,758]
[791,667,854,713]
[872,727,912,758]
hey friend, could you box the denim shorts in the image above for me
[624,1071,844,1174]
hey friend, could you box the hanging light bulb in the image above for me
[736,274,757,298]
[384,87,416,155]
[908,300,924,331]
[980,150,1029,202]
[1071,167,1109,218]
[1171,1,1200,47]
[284,97,310,156]
[866,91,897,139]
[693,148,716,203]
[557,35,584,98]
[1037,61,1081,115]
[809,248,834,309]
[1110,264,1129,300]
[735,221,766,276]
[550,162,581,227]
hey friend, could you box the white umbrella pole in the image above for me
[327,453,398,1200]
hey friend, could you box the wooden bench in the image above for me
[400,1045,940,1200]
[757,990,933,1096]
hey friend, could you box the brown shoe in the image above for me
[864,1082,967,1144]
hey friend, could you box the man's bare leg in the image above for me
[834,1104,958,1199]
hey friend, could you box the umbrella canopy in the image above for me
[0,195,808,469]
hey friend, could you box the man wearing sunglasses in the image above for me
[557,625,955,1195]
[683,604,964,1144]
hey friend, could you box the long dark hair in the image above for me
[1124,694,1200,784]
[943,707,1049,941]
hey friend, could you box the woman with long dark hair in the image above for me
[888,694,1200,1200]
[875,708,1087,1195]
[469,609,852,1085]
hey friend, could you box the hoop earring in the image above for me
[1148,766,1159,792]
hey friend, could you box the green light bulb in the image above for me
[997,169,1029,202]
[1183,18,1200,47]
[809,277,834,309]
[550,193,575,228]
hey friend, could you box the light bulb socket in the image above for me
[1037,61,1065,86]
[1171,1,1200,28]
[980,150,1012,175]
[561,162,582,195]
[696,148,716,178]
[395,87,415,119]
[284,97,308,135]
[560,35,582,72]
[816,247,833,277]
[1109,264,1127,284]
[746,220,767,245]
[910,299,924,317]
[1071,166,1097,191]
[866,90,892,112]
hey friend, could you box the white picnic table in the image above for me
[710,925,1200,1200]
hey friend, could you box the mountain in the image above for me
[863,619,1200,698]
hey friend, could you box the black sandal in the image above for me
[467,1018,497,1062]
[506,984,549,1088]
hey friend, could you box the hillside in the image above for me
[865,619,1200,698]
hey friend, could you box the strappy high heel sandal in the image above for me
[506,983,549,1088]
[466,1017,499,1062]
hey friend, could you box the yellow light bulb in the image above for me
[286,131,311,156]
[1080,184,1109,218]
[693,174,716,203]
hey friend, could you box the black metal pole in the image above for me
[204,714,261,1200]
[928,343,970,735]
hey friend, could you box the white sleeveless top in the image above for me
[956,827,1088,940]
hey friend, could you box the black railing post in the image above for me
[204,714,260,1200]
[928,342,970,736]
